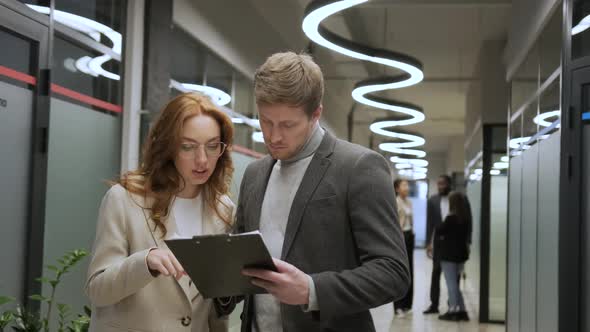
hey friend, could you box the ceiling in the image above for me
[183,0,513,164]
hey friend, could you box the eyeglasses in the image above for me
[178,142,227,160]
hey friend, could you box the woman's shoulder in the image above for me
[107,183,127,196]
[103,183,149,210]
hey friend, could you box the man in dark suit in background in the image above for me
[424,174,472,314]
[235,52,410,332]
[424,175,452,314]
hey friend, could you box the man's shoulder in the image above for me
[427,194,440,203]
[332,137,382,163]
[243,155,273,178]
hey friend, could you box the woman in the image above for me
[86,93,235,331]
[393,179,414,317]
[436,191,470,322]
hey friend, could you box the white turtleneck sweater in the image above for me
[253,124,325,332]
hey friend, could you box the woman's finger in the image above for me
[169,252,185,276]
[161,257,177,277]
[153,262,169,276]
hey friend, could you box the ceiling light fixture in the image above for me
[390,156,429,168]
[169,80,231,106]
[27,4,121,81]
[302,0,423,88]
[395,163,413,170]
[412,167,428,174]
[370,122,425,146]
[493,162,509,169]
[509,137,532,150]
[533,110,560,128]
[179,83,231,106]
[372,124,426,161]
[252,132,264,143]
[398,169,427,180]
[573,14,590,35]
[379,143,426,158]
[303,0,423,117]
[302,0,426,150]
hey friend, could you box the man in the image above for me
[424,175,471,314]
[235,52,410,332]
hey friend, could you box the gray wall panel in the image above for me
[0,82,33,302]
[536,133,560,332]
[489,175,508,321]
[507,155,523,332]
[42,98,121,318]
[466,180,482,309]
[504,0,561,79]
[521,144,540,332]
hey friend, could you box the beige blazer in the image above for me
[86,184,234,332]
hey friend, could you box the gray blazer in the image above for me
[235,131,410,332]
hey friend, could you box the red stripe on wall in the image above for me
[0,65,122,113]
[0,65,37,85]
[232,145,265,159]
[51,84,122,113]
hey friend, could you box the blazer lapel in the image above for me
[142,201,195,308]
[280,132,336,260]
[249,157,276,231]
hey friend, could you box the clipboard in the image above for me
[164,231,277,299]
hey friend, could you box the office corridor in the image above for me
[370,249,505,332]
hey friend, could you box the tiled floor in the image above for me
[370,249,505,332]
[230,249,506,332]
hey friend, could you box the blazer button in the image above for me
[181,316,191,326]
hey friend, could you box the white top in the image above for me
[440,195,449,222]
[397,196,413,231]
[168,194,203,239]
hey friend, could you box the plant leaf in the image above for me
[0,296,14,306]
[46,265,59,272]
[28,294,48,302]
[35,277,51,285]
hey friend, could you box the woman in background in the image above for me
[436,191,471,321]
[394,179,414,317]
[86,93,235,331]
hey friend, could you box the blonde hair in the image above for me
[117,93,234,237]
[254,51,324,116]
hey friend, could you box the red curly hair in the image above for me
[118,93,234,237]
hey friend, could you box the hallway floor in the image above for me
[370,249,505,332]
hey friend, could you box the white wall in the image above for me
[446,135,465,174]
[427,152,447,196]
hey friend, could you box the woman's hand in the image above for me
[146,248,185,280]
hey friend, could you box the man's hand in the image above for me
[242,258,309,305]
[426,244,433,259]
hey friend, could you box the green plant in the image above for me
[12,306,43,332]
[0,250,90,332]
[0,296,15,332]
